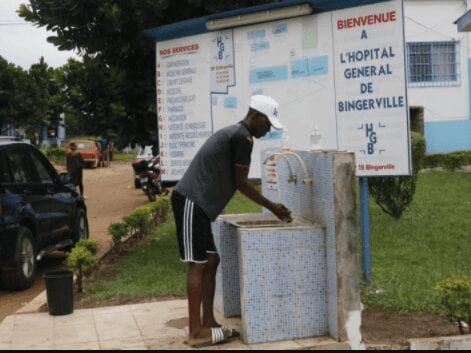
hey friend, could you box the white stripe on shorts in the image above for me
[183,198,194,261]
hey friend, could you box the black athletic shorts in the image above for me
[171,190,218,263]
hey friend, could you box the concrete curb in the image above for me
[363,334,471,350]
[364,343,409,350]
[15,291,47,314]
[408,334,471,350]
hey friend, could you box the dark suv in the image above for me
[0,140,89,290]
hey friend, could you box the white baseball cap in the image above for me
[249,95,283,130]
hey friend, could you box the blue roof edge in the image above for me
[144,0,392,42]
[455,9,471,32]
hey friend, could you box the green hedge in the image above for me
[109,195,171,245]
[423,151,471,171]
[435,277,471,334]
[41,147,66,163]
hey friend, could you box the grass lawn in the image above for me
[80,192,261,303]
[112,152,136,162]
[364,171,471,313]
[81,172,471,315]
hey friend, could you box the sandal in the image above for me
[188,326,239,348]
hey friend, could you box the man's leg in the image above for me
[202,253,220,327]
[172,192,209,339]
[187,262,211,338]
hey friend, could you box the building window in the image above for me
[406,41,460,87]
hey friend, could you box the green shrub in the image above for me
[124,206,152,239]
[435,277,471,334]
[368,132,426,219]
[75,239,98,255]
[41,147,66,163]
[149,195,171,224]
[66,246,97,293]
[108,222,129,245]
[156,195,171,215]
[423,151,471,171]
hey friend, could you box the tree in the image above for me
[0,56,28,130]
[26,57,63,138]
[55,56,127,139]
[368,132,426,219]
[18,0,271,147]
[0,55,59,136]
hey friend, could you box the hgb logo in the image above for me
[217,36,225,60]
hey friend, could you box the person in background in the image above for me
[97,132,110,166]
[66,142,85,197]
[171,95,292,348]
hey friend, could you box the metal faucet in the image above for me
[263,151,313,185]
[263,152,296,184]
[281,151,313,184]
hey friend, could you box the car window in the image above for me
[76,142,92,149]
[0,151,12,183]
[29,149,55,184]
[6,148,37,183]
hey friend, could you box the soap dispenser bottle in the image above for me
[309,125,322,151]
[281,129,290,152]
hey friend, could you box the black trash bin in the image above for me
[43,270,74,316]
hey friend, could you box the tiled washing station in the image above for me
[212,150,361,345]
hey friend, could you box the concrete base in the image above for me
[408,334,471,350]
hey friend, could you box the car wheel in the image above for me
[73,208,89,244]
[91,159,98,169]
[1,227,37,290]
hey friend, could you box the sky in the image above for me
[0,0,79,69]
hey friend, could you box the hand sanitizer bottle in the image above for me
[281,129,290,152]
[310,125,322,151]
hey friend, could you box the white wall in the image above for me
[405,0,470,122]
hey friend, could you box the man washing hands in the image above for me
[171,95,292,348]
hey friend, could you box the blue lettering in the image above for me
[367,143,375,155]
[337,96,405,112]
[365,123,374,138]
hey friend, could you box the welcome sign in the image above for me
[333,1,410,175]
[155,0,410,180]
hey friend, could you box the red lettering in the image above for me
[171,44,199,54]
[337,11,397,30]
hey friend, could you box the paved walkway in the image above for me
[0,299,347,350]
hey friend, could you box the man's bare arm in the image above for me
[234,164,291,221]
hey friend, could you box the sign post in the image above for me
[360,177,372,285]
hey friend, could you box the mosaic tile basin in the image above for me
[213,213,328,344]
[223,213,311,229]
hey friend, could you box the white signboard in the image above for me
[156,0,410,180]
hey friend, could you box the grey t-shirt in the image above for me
[174,121,253,221]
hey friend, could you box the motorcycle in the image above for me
[132,154,166,202]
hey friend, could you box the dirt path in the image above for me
[79,162,147,258]
[0,161,147,322]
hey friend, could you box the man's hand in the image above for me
[234,165,293,223]
[271,203,293,223]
